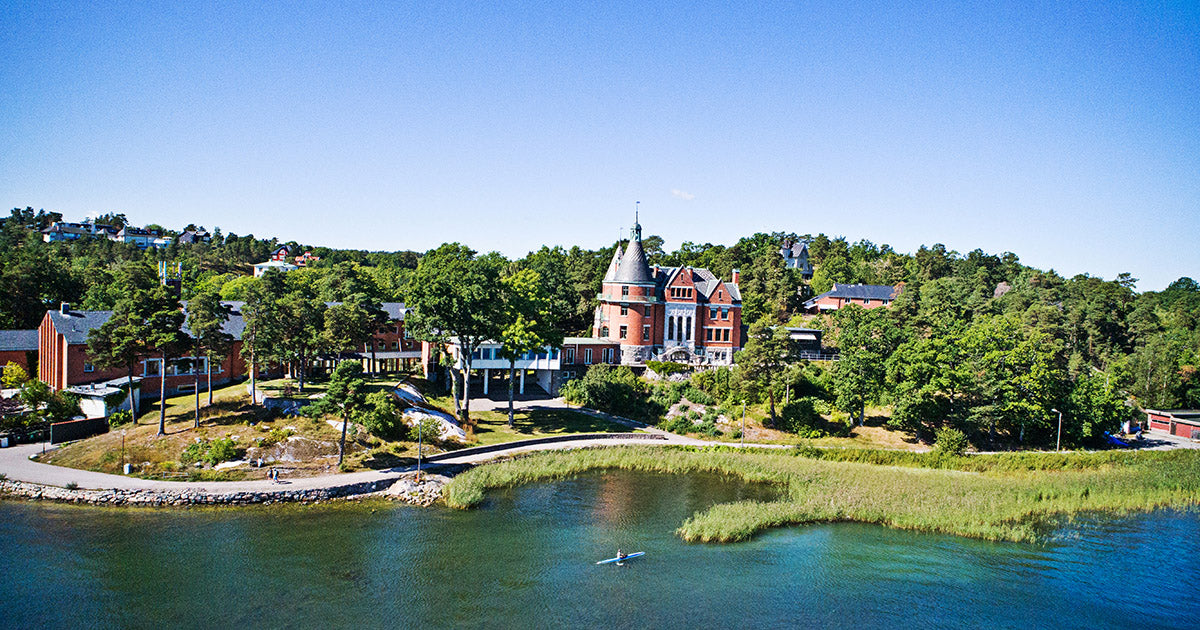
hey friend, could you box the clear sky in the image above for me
[2,1,1196,290]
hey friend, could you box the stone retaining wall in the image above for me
[0,477,405,507]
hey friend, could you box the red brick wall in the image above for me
[0,350,33,373]
[595,282,658,346]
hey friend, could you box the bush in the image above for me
[777,399,824,435]
[682,387,713,406]
[934,427,969,456]
[356,391,409,441]
[180,437,239,466]
[561,364,660,420]
[107,411,133,429]
[206,437,237,464]
[646,360,690,377]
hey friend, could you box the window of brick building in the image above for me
[643,325,650,340]
[621,286,629,297]
[619,326,627,339]
[620,306,628,316]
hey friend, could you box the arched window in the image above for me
[686,317,692,341]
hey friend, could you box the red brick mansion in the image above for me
[592,220,743,366]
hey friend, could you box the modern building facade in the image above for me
[592,219,743,366]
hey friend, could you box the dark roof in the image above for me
[613,238,653,284]
[805,283,898,305]
[653,266,742,303]
[46,310,115,345]
[0,329,38,352]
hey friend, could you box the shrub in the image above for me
[561,364,660,420]
[64,482,78,490]
[356,391,409,441]
[646,360,690,377]
[777,399,824,436]
[683,387,713,406]
[934,427,969,456]
[205,437,237,465]
[180,437,239,466]
[107,411,133,429]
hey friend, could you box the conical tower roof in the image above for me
[612,219,653,284]
[603,244,623,282]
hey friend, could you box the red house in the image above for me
[804,283,902,313]
[0,329,38,375]
[1144,409,1200,440]
[592,219,743,366]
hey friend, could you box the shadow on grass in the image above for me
[477,408,626,437]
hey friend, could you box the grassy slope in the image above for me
[443,446,1200,543]
[40,377,632,478]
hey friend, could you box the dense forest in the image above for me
[3,206,1197,447]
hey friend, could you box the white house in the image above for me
[253,260,300,277]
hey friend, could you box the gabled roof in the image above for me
[0,329,38,352]
[653,266,741,304]
[46,310,116,345]
[805,283,898,306]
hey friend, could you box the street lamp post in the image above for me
[1052,408,1063,452]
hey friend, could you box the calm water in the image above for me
[2,472,1197,629]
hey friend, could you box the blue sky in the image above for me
[2,1,1197,290]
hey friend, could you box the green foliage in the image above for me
[933,427,969,456]
[444,446,1200,544]
[107,411,132,428]
[646,360,689,377]
[560,364,659,421]
[777,399,825,437]
[682,386,713,406]
[2,362,30,388]
[356,391,409,441]
[180,437,239,466]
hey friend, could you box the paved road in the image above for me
[0,397,708,493]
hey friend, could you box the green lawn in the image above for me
[467,406,631,446]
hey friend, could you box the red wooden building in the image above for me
[1144,409,1200,440]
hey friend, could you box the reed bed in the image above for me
[442,445,1200,543]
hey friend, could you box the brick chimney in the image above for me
[731,269,740,284]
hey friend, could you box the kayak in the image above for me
[596,552,645,565]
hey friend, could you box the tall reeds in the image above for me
[442,446,1200,543]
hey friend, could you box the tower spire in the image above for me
[631,201,642,241]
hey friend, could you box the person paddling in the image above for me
[616,548,627,565]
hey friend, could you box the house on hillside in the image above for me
[294,251,320,266]
[0,329,39,374]
[592,218,743,366]
[114,226,170,249]
[804,283,902,313]
[269,245,291,261]
[177,229,211,244]
[41,221,117,243]
[253,259,299,277]
[780,240,814,279]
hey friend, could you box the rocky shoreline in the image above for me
[0,474,450,508]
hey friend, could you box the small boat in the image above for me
[596,552,645,565]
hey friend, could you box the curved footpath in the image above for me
[0,407,719,506]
